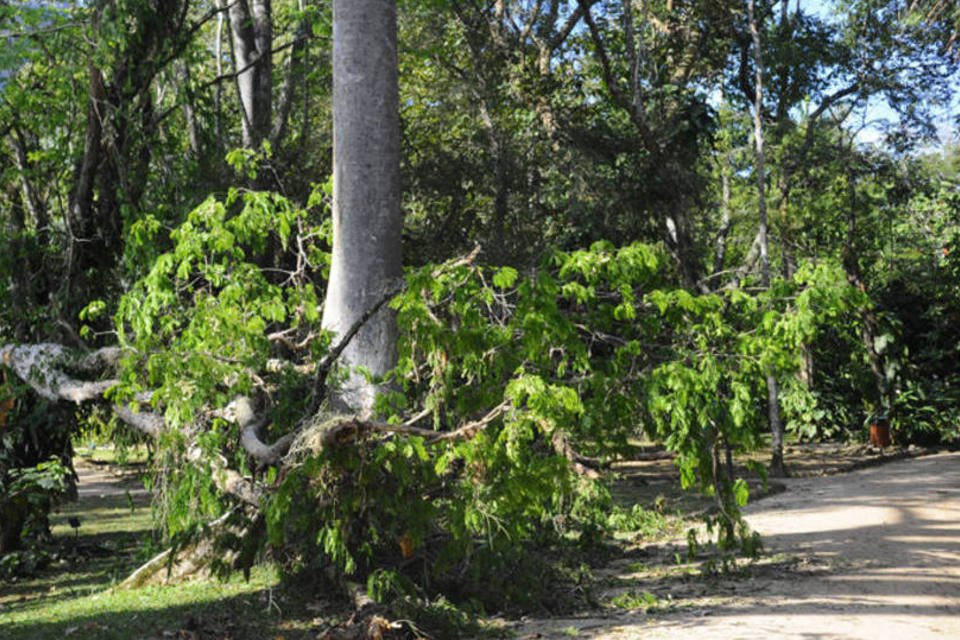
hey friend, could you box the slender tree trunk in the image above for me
[748,3,770,288]
[3,181,29,341]
[712,146,733,285]
[271,14,310,147]
[478,100,509,261]
[8,130,48,239]
[748,0,786,477]
[67,60,109,297]
[229,0,273,149]
[777,171,814,389]
[322,0,402,414]
[0,501,28,554]
[843,171,889,411]
[176,63,200,156]
[214,0,225,141]
[777,174,798,279]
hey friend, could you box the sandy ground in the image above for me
[517,451,960,639]
[74,459,148,500]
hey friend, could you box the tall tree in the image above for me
[321,0,402,413]
[575,0,736,288]
[746,0,786,476]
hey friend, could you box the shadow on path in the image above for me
[520,452,960,639]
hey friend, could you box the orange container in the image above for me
[869,419,891,448]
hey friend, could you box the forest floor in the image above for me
[2,444,958,639]
[513,447,960,639]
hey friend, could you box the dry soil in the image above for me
[517,451,960,639]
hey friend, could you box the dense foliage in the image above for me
[102,191,866,601]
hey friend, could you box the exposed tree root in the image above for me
[116,509,238,589]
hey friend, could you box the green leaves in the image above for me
[733,479,750,508]
[492,266,518,289]
[5,457,70,503]
[115,188,330,453]
[110,212,867,594]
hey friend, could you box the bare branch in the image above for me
[217,396,295,465]
[318,401,511,449]
[792,83,860,173]
[577,0,657,152]
[187,444,263,506]
[112,404,165,437]
[549,1,596,51]
[519,1,543,42]
[74,347,125,372]
[550,430,603,479]
[153,39,297,129]
[1,343,117,403]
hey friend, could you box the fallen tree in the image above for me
[1,181,860,617]
[0,284,516,511]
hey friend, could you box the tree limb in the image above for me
[112,404,165,437]
[270,19,311,146]
[316,401,511,450]
[549,1,597,51]
[577,0,658,153]
[1,343,117,404]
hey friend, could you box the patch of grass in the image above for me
[608,589,659,611]
[606,504,688,543]
[1,477,321,640]
[73,445,149,467]
[2,493,156,611]
[50,494,153,538]
[1,566,287,640]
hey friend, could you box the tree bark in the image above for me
[229,0,273,149]
[322,0,402,414]
[712,120,733,284]
[8,129,49,238]
[176,62,201,156]
[748,0,786,477]
[271,11,310,147]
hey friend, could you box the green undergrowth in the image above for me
[1,492,152,605]
[0,459,683,640]
[99,196,869,609]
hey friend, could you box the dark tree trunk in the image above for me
[64,0,193,320]
[0,502,28,554]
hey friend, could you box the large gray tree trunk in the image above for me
[322,0,402,414]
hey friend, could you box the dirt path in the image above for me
[519,451,960,639]
[73,459,149,500]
